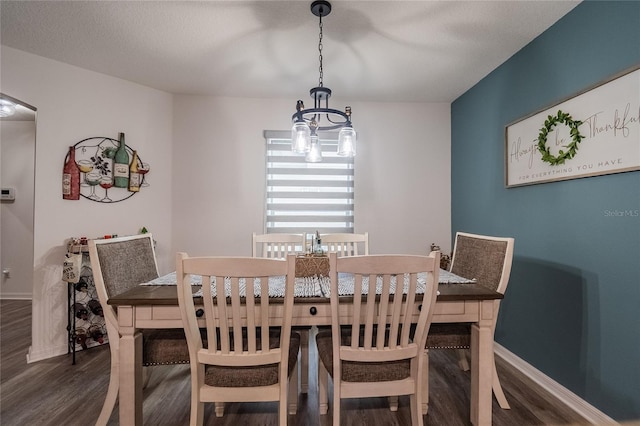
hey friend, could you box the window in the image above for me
[264,131,354,234]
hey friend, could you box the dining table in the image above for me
[108,269,503,426]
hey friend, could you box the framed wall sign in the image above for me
[505,65,640,187]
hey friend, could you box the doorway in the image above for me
[0,93,37,299]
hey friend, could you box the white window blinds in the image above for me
[264,131,354,234]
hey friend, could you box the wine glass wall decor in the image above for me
[61,133,151,203]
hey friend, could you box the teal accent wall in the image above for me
[451,1,640,421]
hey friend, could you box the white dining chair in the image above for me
[316,252,440,425]
[176,253,299,426]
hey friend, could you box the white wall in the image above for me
[1,46,174,362]
[1,120,36,299]
[172,96,451,257]
[2,45,452,363]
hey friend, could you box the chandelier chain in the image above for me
[318,13,324,87]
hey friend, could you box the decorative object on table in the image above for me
[505,65,640,187]
[440,253,451,271]
[314,230,324,255]
[62,146,80,200]
[61,134,151,202]
[290,1,356,162]
[429,243,451,270]
[295,254,329,278]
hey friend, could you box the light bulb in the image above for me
[291,120,311,153]
[337,125,356,156]
[305,135,322,162]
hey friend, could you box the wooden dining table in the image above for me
[108,274,502,426]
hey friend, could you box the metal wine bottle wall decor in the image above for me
[62,133,151,203]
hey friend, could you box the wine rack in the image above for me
[66,242,108,365]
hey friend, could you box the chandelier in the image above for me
[291,0,356,162]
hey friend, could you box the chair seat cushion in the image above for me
[426,323,471,349]
[142,329,191,366]
[315,330,410,383]
[203,331,301,387]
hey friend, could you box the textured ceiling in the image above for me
[0,1,580,103]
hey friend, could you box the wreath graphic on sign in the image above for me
[537,110,584,166]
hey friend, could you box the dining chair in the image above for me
[252,232,305,258]
[316,252,440,426]
[88,234,192,426]
[423,232,514,413]
[176,253,300,426]
[320,232,369,256]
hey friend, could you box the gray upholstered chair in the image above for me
[89,234,191,425]
[176,253,300,426]
[423,232,514,413]
[316,252,440,426]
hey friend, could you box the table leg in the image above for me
[119,329,143,425]
[470,303,494,426]
[300,328,309,393]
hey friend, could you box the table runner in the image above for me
[144,269,474,298]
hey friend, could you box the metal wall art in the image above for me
[62,133,150,203]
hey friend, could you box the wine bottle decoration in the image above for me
[62,146,80,200]
[74,327,89,350]
[128,150,140,192]
[88,324,105,344]
[113,132,129,188]
[74,280,88,293]
[73,302,89,320]
[87,299,103,317]
[66,134,149,202]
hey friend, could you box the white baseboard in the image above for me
[494,343,617,425]
[26,344,68,364]
[0,293,32,300]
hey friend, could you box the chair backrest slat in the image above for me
[364,273,376,350]
[376,274,392,349]
[230,278,243,352]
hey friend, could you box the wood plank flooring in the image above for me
[1,299,591,425]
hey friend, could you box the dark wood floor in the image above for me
[1,299,591,425]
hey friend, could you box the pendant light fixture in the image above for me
[291,0,356,161]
